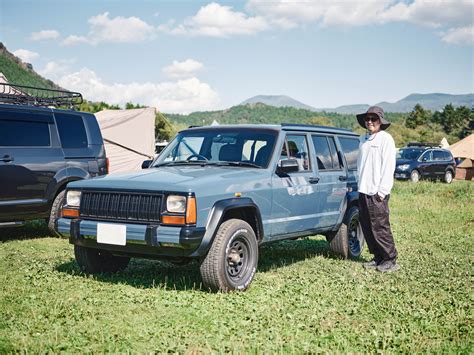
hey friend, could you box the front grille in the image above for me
[80,191,163,223]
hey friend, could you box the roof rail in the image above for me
[407,142,441,148]
[0,82,83,109]
[281,122,352,132]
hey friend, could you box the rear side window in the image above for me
[55,113,88,148]
[312,135,342,170]
[0,118,50,146]
[443,151,453,161]
[339,137,359,170]
[433,150,445,161]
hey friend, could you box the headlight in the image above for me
[66,190,81,207]
[398,164,410,171]
[167,195,186,213]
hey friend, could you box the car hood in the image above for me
[68,165,270,193]
[396,159,415,165]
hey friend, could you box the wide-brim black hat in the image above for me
[356,105,391,130]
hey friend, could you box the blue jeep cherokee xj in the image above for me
[57,123,363,292]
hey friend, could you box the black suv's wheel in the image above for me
[410,169,420,183]
[48,190,65,237]
[200,219,258,292]
[74,245,130,274]
[444,170,453,184]
[328,206,364,259]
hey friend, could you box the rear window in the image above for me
[55,113,88,148]
[312,135,342,170]
[338,137,359,170]
[443,151,453,161]
[0,118,50,146]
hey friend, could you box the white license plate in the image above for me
[97,223,126,246]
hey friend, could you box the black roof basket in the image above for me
[407,142,441,148]
[0,82,83,109]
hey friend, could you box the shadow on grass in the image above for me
[0,220,51,243]
[55,237,347,292]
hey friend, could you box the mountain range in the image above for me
[241,93,473,114]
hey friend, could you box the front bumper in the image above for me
[394,172,409,179]
[57,218,205,258]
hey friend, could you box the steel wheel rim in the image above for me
[226,236,251,281]
[348,215,362,256]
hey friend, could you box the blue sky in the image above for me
[1,0,473,113]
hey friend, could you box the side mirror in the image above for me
[276,158,299,174]
[141,159,153,169]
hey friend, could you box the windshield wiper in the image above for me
[153,160,210,167]
[216,161,262,168]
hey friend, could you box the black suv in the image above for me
[0,83,107,234]
[395,142,456,183]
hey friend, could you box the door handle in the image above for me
[339,175,347,181]
[309,177,320,184]
[1,155,13,163]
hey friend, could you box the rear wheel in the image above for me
[48,190,65,237]
[74,245,130,274]
[444,170,453,184]
[200,219,258,292]
[328,206,364,259]
[410,170,420,183]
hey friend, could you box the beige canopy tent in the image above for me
[448,134,474,180]
[96,108,156,174]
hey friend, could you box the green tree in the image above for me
[155,111,175,141]
[405,104,430,129]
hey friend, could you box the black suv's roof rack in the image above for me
[407,142,441,148]
[0,82,83,109]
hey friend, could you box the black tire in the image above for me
[444,170,453,184]
[328,206,364,259]
[200,219,258,292]
[48,190,65,237]
[74,245,130,274]
[410,169,420,183]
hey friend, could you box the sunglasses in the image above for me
[364,116,379,122]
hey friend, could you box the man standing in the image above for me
[356,106,400,272]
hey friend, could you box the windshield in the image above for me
[152,128,278,168]
[397,148,423,160]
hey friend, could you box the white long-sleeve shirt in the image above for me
[357,130,396,198]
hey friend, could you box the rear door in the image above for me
[0,107,65,221]
[310,135,347,229]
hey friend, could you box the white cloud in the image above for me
[246,0,474,45]
[162,59,204,79]
[63,12,155,45]
[30,29,60,41]
[57,68,218,113]
[12,49,39,63]
[440,25,474,45]
[38,60,74,81]
[160,2,269,37]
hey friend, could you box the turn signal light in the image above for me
[62,208,79,218]
[162,215,186,225]
[186,196,197,224]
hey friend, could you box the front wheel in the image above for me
[328,206,365,259]
[200,219,258,292]
[444,170,453,184]
[74,245,130,274]
[410,170,420,183]
[48,190,65,237]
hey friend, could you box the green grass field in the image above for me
[1,181,472,352]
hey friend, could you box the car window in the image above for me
[397,148,423,160]
[286,135,310,171]
[55,113,88,148]
[420,151,432,162]
[338,137,359,170]
[327,136,343,170]
[433,150,445,161]
[443,151,453,161]
[0,117,50,147]
[311,135,336,170]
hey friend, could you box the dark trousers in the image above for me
[359,193,397,262]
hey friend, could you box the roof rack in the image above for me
[0,82,83,109]
[407,142,441,148]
